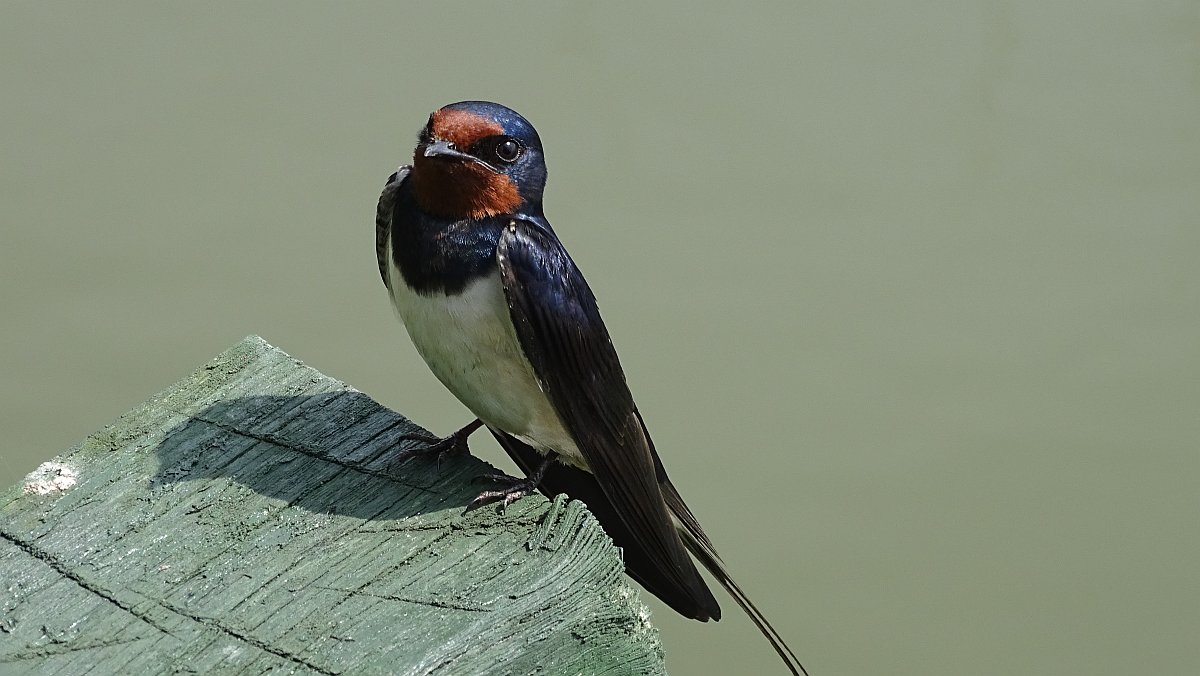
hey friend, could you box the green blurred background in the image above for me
[2,2,1197,674]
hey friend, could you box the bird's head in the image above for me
[410,101,547,221]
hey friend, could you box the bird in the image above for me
[376,100,808,675]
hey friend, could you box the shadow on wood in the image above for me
[0,336,664,675]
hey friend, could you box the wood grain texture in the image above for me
[0,336,664,675]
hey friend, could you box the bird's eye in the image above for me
[495,139,521,163]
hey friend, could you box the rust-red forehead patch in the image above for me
[429,108,505,148]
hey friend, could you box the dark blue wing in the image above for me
[376,166,410,289]
[496,217,720,620]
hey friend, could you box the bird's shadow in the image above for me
[148,391,495,522]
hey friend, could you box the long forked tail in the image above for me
[677,525,811,676]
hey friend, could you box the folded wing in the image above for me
[496,218,720,621]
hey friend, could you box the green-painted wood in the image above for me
[0,336,664,675]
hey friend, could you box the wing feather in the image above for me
[376,166,410,289]
[496,219,719,619]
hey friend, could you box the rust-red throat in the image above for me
[411,108,523,220]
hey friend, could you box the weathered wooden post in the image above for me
[0,336,664,674]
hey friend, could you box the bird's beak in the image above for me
[420,139,500,172]
[422,139,473,161]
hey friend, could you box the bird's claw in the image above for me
[389,419,483,470]
[467,473,539,511]
[465,457,552,512]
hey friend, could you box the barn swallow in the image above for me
[376,101,808,675]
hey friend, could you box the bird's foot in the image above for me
[467,457,552,512]
[389,419,483,470]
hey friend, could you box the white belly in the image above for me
[386,254,585,468]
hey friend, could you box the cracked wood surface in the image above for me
[0,336,664,675]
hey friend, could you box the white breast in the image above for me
[386,250,586,468]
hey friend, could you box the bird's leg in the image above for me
[389,419,483,469]
[467,455,554,511]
